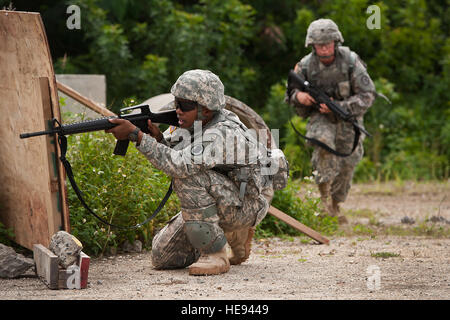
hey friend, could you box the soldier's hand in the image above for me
[296,91,316,106]
[147,120,163,142]
[319,103,331,113]
[106,118,136,140]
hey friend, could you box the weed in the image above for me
[371,251,400,258]
[352,224,375,235]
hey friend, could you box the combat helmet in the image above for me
[171,69,226,111]
[305,19,344,48]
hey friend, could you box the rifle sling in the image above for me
[58,134,172,230]
[289,117,360,157]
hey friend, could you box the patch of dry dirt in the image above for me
[342,181,449,226]
[0,182,449,301]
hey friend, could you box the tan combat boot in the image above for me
[331,198,348,224]
[188,246,230,276]
[225,227,255,265]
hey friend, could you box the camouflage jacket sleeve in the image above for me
[136,134,206,179]
[285,59,314,119]
[136,124,244,179]
[341,58,376,117]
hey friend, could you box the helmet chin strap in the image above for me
[196,104,206,121]
[317,54,334,59]
[186,105,205,131]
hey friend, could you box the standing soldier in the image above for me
[286,19,376,223]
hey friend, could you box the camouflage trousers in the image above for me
[307,114,364,203]
[151,169,271,269]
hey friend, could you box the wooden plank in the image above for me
[57,81,115,117]
[40,77,64,236]
[79,252,90,289]
[268,206,330,245]
[33,244,59,289]
[58,268,68,288]
[37,15,71,234]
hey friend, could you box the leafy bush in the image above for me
[262,81,292,139]
[66,130,179,256]
[282,116,313,180]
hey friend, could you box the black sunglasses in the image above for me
[175,98,198,112]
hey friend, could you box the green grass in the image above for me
[371,251,400,258]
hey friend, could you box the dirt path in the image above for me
[1,181,449,301]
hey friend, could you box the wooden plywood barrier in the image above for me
[0,11,70,249]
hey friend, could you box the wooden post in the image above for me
[33,244,59,289]
[268,206,330,245]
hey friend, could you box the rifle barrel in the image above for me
[19,108,179,140]
[20,130,57,139]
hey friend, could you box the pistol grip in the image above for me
[114,139,130,156]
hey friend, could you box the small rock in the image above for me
[49,231,83,268]
[428,216,449,224]
[0,244,34,278]
[401,216,415,224]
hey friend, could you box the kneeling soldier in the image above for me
[107,69,274,275]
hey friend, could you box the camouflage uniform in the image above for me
[287,19,376,205]
[136,70,273,269]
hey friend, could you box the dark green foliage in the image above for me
[0,221,15,247]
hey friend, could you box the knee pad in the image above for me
[184,221,226,253]
[151,213,200,269]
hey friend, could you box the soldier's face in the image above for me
[176,105,198,129]
[313,41,335,61]
[175,98,214,128]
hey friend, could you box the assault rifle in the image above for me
[20,104,178,229]
[20,104,179,156]
[287,70,371,157]
[287,70,371,137]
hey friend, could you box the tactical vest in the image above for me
[299,46,357,100]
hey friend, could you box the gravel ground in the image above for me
[0,181,449,301]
